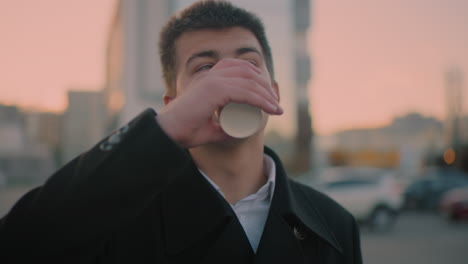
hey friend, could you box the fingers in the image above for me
[211,59,278,101]
[213,58,261,74]
[215,66,278,100]
[219,78,283,115]
[158,58,282,148]
[205,58,282,115]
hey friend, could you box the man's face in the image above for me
[163,26,279,140]
[172,26,276,96]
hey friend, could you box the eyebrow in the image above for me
[235,47,262,58]
[186,50,220,67]
[185,47,263,67]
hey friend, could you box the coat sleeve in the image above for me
[0,109,190,259]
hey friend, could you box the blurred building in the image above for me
[292,0,313,173]
[61,90,108,163]
[463,116,468,144]
[0,105,26,154]
[319,113,444,175]
[23,111,62,159]
[0,104,56,185]
[107,0,314,172]
[106,0,168,125]
[444,67,464,148]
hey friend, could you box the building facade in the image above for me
[61,90,108,163]
[0,105,56,185]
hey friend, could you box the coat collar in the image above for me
[161,147,342,257]
[161,155,236,256]
[264,147,343,254]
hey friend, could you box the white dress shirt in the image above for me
[198,154,276,252]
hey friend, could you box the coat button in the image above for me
[99,141,113,151]
[108,132,121,144]
[119,125,130,134]
[293,226,306,240]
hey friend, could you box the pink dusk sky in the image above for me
[1,0,467,135]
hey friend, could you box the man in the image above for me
[0,1,362,263]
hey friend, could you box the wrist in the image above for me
[155,113,188,149]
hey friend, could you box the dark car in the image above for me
[440,186,468,221]
[404,168,468,210]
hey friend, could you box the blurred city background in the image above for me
[1,0,468,263]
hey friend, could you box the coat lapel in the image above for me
[253,210,305,263]
[161,147,343,263]
[200,217,253,263]
[161,157,252,263]
[253,148,343,264]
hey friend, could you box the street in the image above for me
[361,212,468,264]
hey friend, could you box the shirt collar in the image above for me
[198,154,276,204]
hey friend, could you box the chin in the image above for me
[220,130,265,148]
[216,136,248,148]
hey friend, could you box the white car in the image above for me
[299,167,404,232]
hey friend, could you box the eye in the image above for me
[247,59,258,66]
[240,57,260,67]
[195,64,213,72]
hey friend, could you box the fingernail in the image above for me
[266,102,277,113]
[277,105,283,114]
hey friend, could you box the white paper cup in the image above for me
[219,103,263,138]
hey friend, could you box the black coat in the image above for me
[0,109,362,264]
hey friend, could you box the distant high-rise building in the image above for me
[106,0,170,125]
[445,67,464,148]
[23,111,62,154]
[292,0,313,173]
[62,90,108,163]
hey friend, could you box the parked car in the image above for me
[404,168,468,210]
[439,186,468,221]
[299,167,404,232]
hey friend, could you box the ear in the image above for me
[163,93,175,105]
[272,81,280,102]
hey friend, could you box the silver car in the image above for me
[300,167,404,232]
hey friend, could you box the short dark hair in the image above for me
[159,0,275,95]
